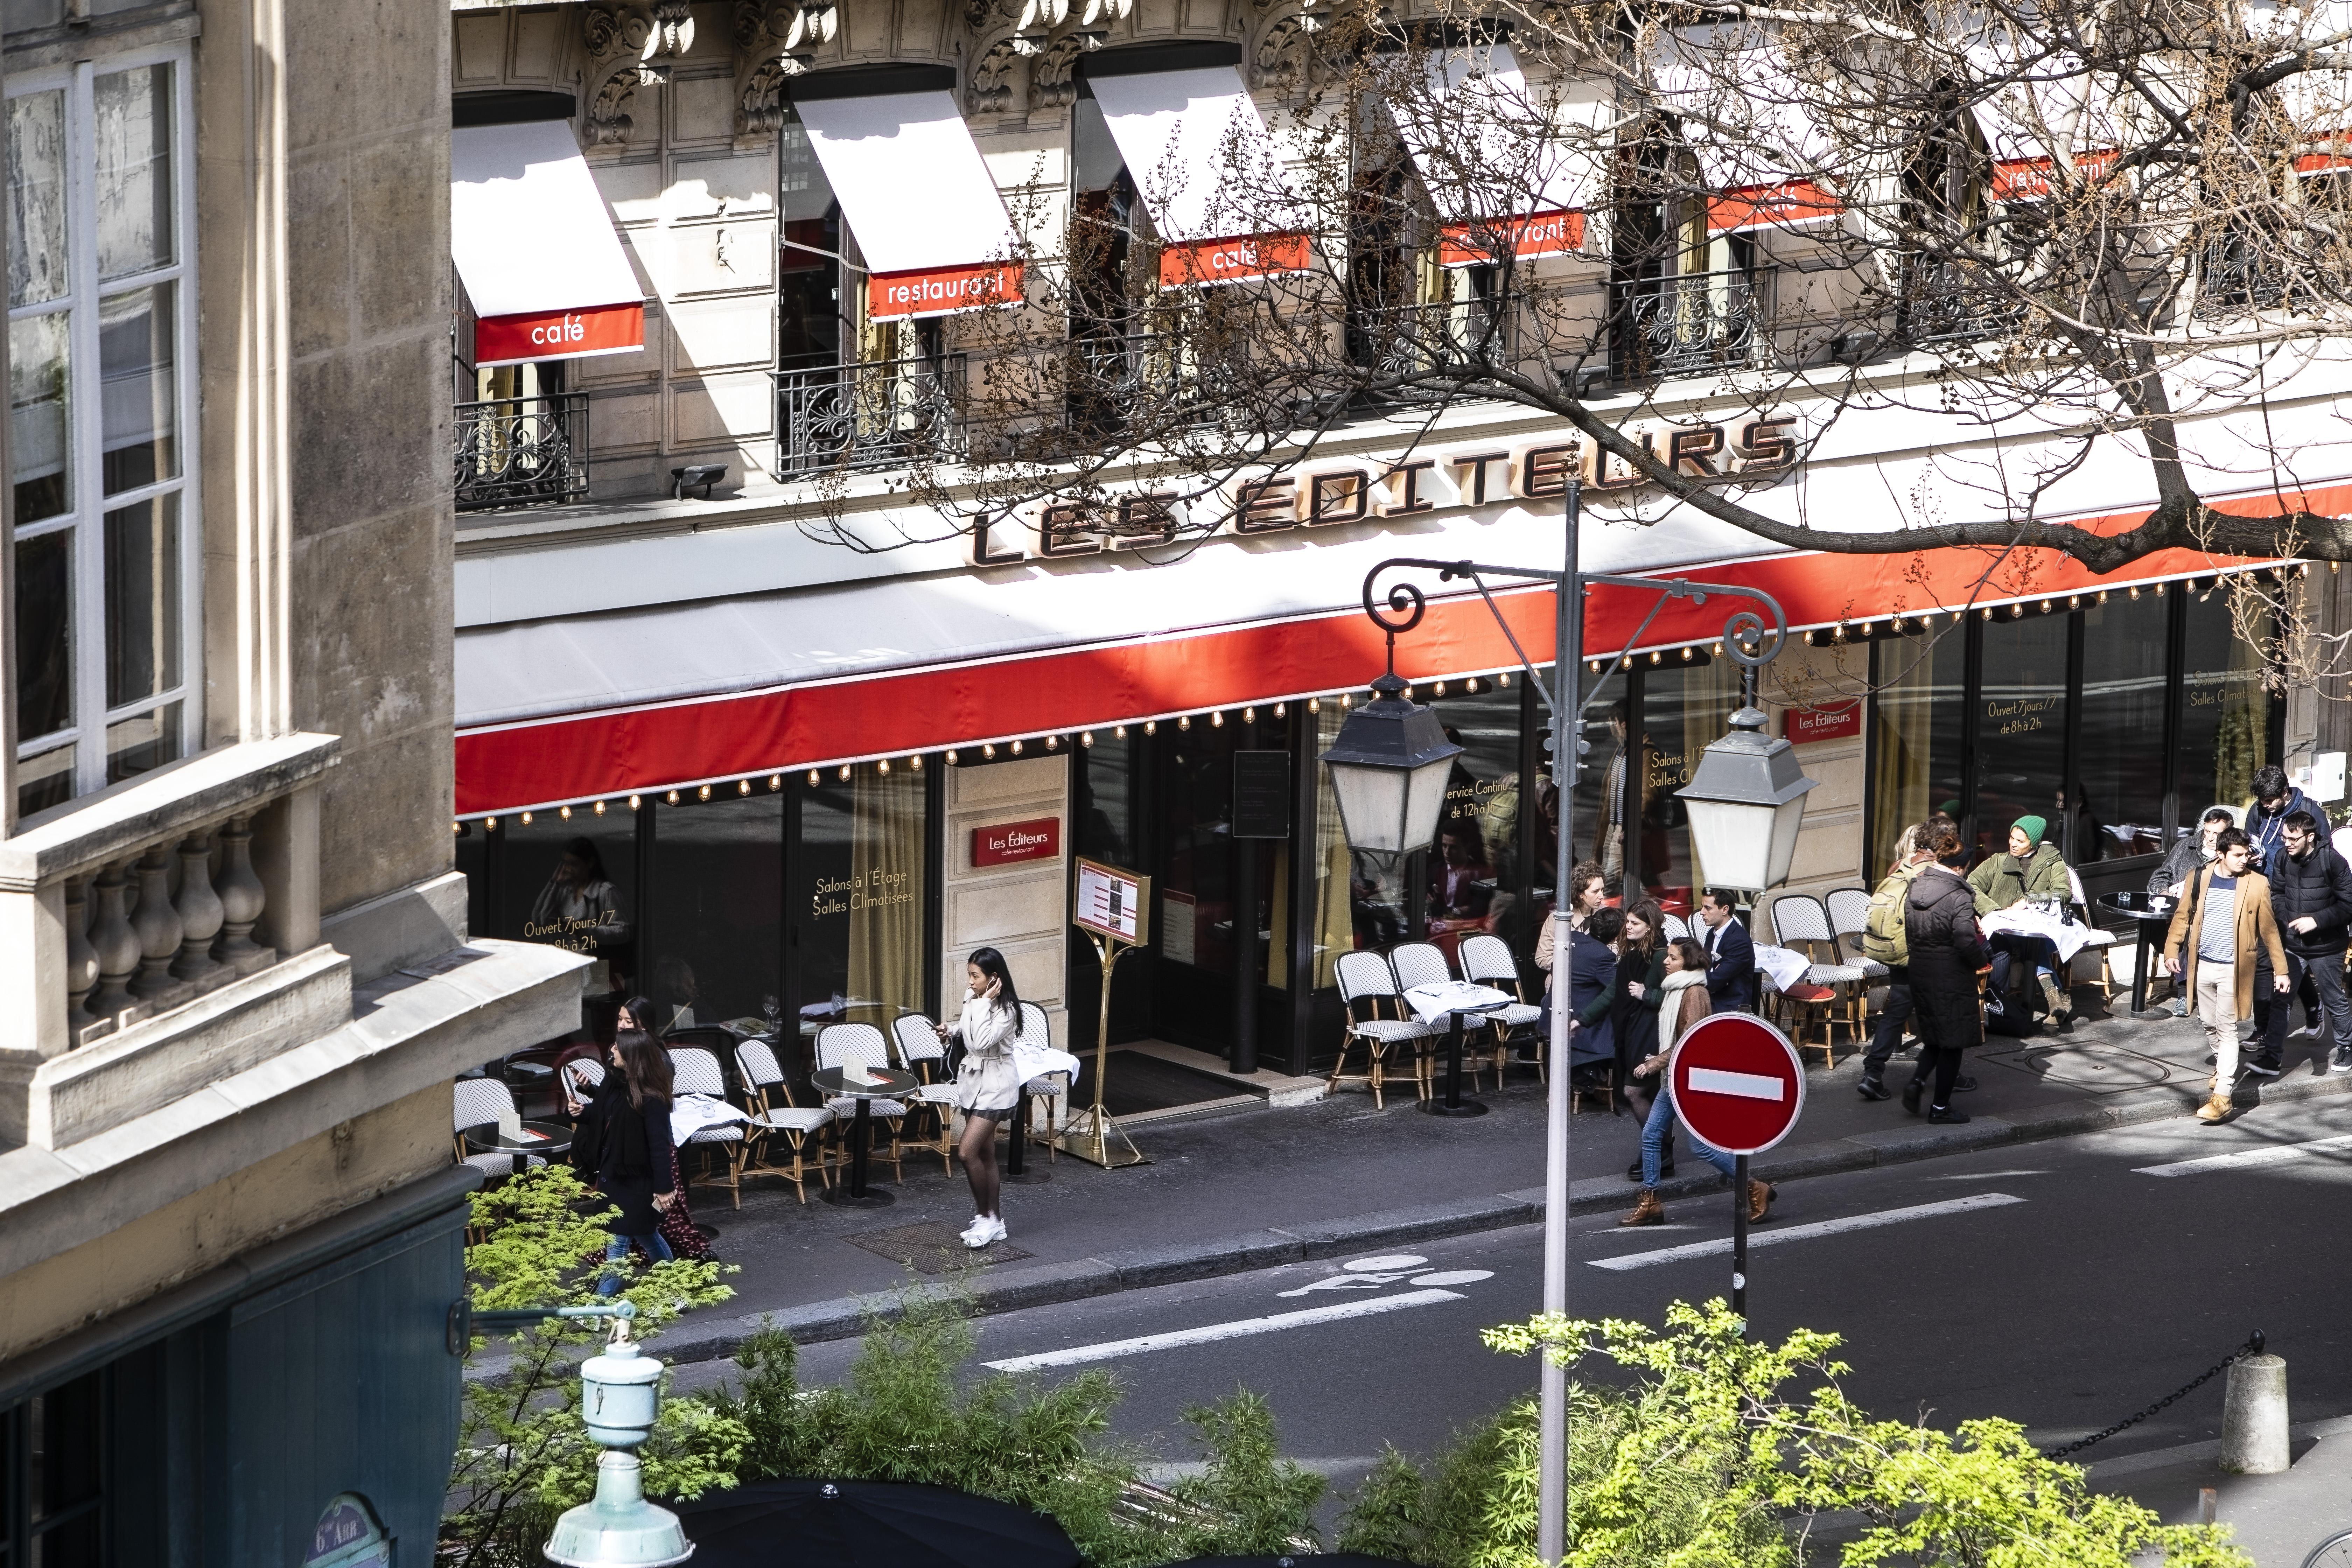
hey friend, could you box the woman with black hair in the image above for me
[580,1030,679,1295]
[936,947,1023,1247]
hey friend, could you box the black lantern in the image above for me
[1316,671,1464,863]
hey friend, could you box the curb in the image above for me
[622,1062,2352,1371]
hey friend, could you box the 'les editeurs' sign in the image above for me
[973,816,1060,868]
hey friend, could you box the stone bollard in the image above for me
[2221,1354,2290,1474]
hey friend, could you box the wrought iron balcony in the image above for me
[772,353,966,477]
[454,392,590,512]
[1608,268,1766,379]
[1345,299,1528,381]
[2194,235,2310,320]
[1897,259,2027,345]
[1063,328,1241,442]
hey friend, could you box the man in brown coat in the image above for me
[2163,828,2290,1123]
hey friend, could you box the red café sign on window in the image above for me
[1788,702,1861,744]
[1438,209,1586,267]
[972,816,1061,868]
[868,260,1025,321]
[474,300,644,366]
[1158,231,1312,288]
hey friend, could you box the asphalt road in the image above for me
[672,1093,2352,1531]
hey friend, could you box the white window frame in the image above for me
[7,41,201,817]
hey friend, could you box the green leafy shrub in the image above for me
[441,1166,742,1568]
[1164,1388,1327,1558]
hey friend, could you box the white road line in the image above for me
[1687,1067,1786,1101]
[1587,1193,2027,1272]
[981,1288,1469,1372]
[2132,1134,2352,1177]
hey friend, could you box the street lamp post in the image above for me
[1325,478,1805,1566]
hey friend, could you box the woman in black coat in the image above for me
[574,1029,678,1295]
[1903,822,1989,1125]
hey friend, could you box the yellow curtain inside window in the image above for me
[846,765,925,1014]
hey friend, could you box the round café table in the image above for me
[812,1065,918,1206]
[1404,984,1512,1118]
[461,1118,573,1161]
[2098,890,2181,1018]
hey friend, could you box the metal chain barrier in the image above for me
[2041,1330,2267,1459]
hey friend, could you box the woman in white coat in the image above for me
[937,946,1023,1247]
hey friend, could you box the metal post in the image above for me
[1537,478,1579,1567]
[1732,1152,1750,1329]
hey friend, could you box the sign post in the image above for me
[1666,1012,1807,1328]
[1065,858,1152,1168]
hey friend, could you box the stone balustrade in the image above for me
[0,734,341,1066]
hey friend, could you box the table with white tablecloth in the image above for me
[1978,905,2098,965]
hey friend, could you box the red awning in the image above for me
[452,486,2316,819]
[451,121,645,368]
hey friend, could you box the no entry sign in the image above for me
[1668,1013,1806,1155]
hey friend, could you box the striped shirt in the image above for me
[2198,876,2239,964]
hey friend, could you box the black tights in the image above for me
[957,1112,1002,1220]
[1916,1043,1964,1109]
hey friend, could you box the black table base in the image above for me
[821,1098,895,1206]
[1002,1092,1052,1182]
[1418,1010,1490,1117]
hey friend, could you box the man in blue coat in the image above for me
[1698,888,1757,1013]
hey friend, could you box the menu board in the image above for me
[1074,857,1150,946]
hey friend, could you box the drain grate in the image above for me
[839,1220,1034,1274]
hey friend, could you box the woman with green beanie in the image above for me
[1969,815,2076,1027]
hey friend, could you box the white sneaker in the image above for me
[983,1215,1007,1245]
[959,1214,991,1247]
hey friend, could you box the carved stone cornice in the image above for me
[733,0,839,137]
[1028,32,1083,109]
[1253,12,1312,92]
[582,1,654,147]
[968,36,1024,115]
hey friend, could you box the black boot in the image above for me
[1901,1075,1926,1116]
[1857,1073,1892,1101]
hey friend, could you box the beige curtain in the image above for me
[1312,709,1357,987]
[847,766,925,1013]
[2214,627,2270,809]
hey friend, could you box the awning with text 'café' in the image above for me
[1086,62,1312,288]
[448,492,2321,818]
[452,120,645,368]
[793,88,1024,321]
[1389,41,1611,267]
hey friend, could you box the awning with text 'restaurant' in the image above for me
[449,488,2328,818]
[1646,24,1846,236]
[1390,41,1611,266]
[793,89,1025,321]
[451,120,645,368]
[1086,63,1312,288]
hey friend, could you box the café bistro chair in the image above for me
[731,1039,835,1202]
[1391,940,1474,1098]
[2065,864,2120,1005]
[1015,1000,1069,1161]
[1458,932,1544,1082]
[813,1023,908,1184]
[1332,950,1435,1109]
[887,1012,962,1176]
[1766,894,1861,1065]
[667,1046,750,1209]
[453,1075,542,1184]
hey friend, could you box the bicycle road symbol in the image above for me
[1275,1252,1496,1298]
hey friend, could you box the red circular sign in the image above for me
[1667,1013,1806,1155]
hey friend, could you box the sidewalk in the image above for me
[631,994,2351,1369]
[2088,1414,2352,1565]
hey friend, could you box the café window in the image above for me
[1632,659,1741,909]
[460,808,639,994]
[2074,591,2170,859]
[10,54,197,822]
[645,789,782,1035]
[791,762,929,1038]
[1972,610,2069,861]
[2177,589,2276,817]
[1423,679,1531,946]
[1869,622,1967,874]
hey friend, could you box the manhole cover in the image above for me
[1976,1042,2176,1093]
[840,1220,1034,1274]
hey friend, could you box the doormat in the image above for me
[1074,1050,1254,1117]
[839,1220,1033,1275]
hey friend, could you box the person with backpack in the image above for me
[1857,822,1939,1102]
[2253,810,2352,1073]
[2162,827,2290,1123]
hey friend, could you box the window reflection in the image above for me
[2074,594,2169,858]
[648,792,782,1034]
[1974,613,2070,860]
[2178,592,2275,814]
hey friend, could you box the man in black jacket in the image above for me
[1903,820,1989,1125]
[1697,888,1757,1013]
[2253,810,2352,1074]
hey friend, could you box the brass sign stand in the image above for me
[1063,858,1150,1169]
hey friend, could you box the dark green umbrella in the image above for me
[672,1479,1079,1568]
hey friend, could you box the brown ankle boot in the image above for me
[1619,1188,1666,1226]
[1747,1179,1777,1223]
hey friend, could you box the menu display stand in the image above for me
[1062,858,1152,1169]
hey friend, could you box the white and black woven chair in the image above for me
[454,1076,543,1183]
[668,1045,748,1209]
[814,1023,907,1183]
[1459,932,1544,1082]
[732,1039,833,1202]
[1331,950,1435,1108]
[888,1012,962,1175]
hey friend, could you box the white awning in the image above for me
[1645,25,1843,231]
[1394,43,1606,222]
[1087,65,1311,285]
[451,120,644,368]
[1962,38,2125,197]
[793,90,1024,319]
